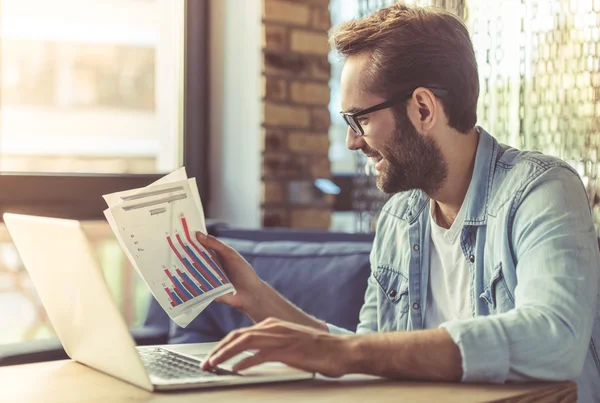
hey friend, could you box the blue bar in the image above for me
[182,257,212,290]
[181,272,204,295]
[201,251,228,284]
[180,280,197,297]
[185,246,222,286]
[173,277,193,300]
[170,291,183,305]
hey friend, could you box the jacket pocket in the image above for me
[479,262,514,311]
[373,266,410,313]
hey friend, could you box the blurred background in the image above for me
[1,0,599,344]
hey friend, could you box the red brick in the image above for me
[290,208,332,229]
[311,6,331,30]
[264,102,310,128]
[263,76,287,101]
[311,107,331,131]
[264,0,310,26]
[262,181,285,204]
[288,132,330,154]
[287,0,330,6]
[262,152,311,178]
[262,207,290,227]
[263,128,287,152]
[290,81,330,105]
[310,155,332,178]
[264,52,308,77]
[290,29,330,55]
[263,24,287,51]
[309,57,331,81]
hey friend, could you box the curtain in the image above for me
[340,0,600,235]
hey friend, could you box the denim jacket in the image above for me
[329,128,600,402]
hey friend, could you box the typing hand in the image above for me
[201,318,354,378]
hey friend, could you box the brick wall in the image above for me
[261,0,333,229]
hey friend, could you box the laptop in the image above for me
[4,213,314,391]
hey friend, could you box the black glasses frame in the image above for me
[340,87,448,136]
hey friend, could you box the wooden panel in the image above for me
[0,359,578,403]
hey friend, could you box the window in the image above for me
[0,0,210,343]
[0,0,183,175]
[0,0,209,220]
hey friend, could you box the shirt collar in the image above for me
[401,127,499,226]
[462,127,499,226]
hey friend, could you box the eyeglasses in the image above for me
[339,87,448,136]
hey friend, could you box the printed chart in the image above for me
[104,175,235,327]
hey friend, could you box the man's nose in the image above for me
[346,126,366,150]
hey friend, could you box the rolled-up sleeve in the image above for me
[441,167,600,383]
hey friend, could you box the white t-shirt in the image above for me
[423,199,473,329]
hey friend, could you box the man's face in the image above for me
[340,54,447,195]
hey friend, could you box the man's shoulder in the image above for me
[488,143,581,212]
[496,144,574,173]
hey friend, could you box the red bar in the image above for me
[173,287,186,301]
[164,269,189,302]
[201,251,227,284]
[175,234,219,288]
[172,235,209,290]
[181,217,205,256]
[176,269,199,296]
[167,236,185,261]
[164,287,177,307]
[181,217,227,283]
[167,235,206,289]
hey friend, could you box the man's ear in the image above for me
[411,88,437,131]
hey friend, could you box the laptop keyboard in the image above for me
[137,347,239,380]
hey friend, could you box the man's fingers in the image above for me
[202,322,287,370]
[206,332,286,369]
[204,328,248,363]
[232,351,279,372]
[207,321,297,363]
[195,232,234,257]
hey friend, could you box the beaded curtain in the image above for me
[333,0,600,234]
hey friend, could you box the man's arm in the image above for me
[242,281,328,331]
[441,166,599,382]
[346,328,462,381]
[203,167,598,383]
[201,317,462,380]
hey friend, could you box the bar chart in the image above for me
[105,173,236,327]
[162,215,229,307]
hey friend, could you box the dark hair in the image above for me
[329,4,479,133]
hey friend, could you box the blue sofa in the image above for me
[0,224,373,365]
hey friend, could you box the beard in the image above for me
[364,111,448,195]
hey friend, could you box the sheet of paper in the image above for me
[103,170,234,328]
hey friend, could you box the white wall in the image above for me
[208,0,262,228]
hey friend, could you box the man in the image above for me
[197,4,600,401]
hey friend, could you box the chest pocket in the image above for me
[373,266,410,331]
[479,262,515,313]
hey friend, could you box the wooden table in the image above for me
[0,359,576,403]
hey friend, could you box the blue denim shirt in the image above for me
[329,128,600,402]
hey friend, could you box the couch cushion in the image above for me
[169,238,372,344]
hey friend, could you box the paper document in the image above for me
[103,167,235,327]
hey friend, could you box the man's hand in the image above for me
[201,318,356,378]
[195,231,264,312]
[195,232,330,330]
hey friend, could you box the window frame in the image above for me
[0,0,210,221]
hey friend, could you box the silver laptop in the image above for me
[4,213,313,391]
